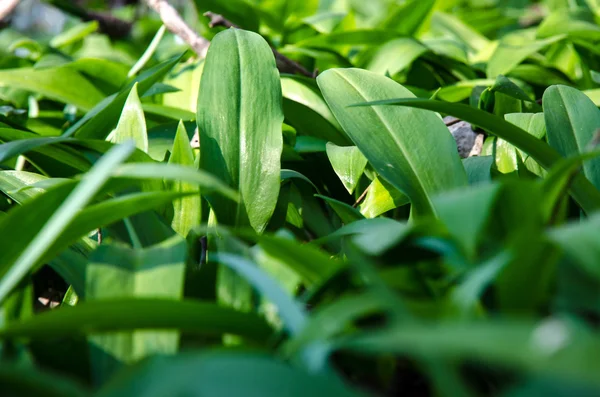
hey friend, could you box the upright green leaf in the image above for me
[197,29,283,233]
[109,83,148,153]
[543,85,600,190]
[359,177,410,218]
[168,121,201,236]
[317,68,467,217]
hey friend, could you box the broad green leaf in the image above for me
[359,176,410,218]
[352,97,600,214]
[365,38,428,76]
[487,35,564,78]
[168,121,201,236]
[543,85,600,190]
[197,29,283,233]
[109,83,148,153]
[0,299,272,342]
[0,66,104,111]
[317,68,467,217]
[87,235,187,383]
[281,75,350,145]
[96,351,362,397]
[0,142,135,303]
[325,143,367,194]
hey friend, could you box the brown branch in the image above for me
[146,0,210,57]
[353,186,370,208]
[0,0,20,22]
[203,11,313,77]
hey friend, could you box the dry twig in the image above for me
[0,0,20,22]
[145,0,210,57]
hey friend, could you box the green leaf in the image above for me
[351,97,600,214]
[537,8,600,41]
[68,54,183,139]
[380,0,436,36]
[487,35,564,78]
[281,75,350,146]
[543,85,600,190]
[315,194,365,224]
[433,183,502,261]
[325,143,368,194]
[0,186,190,302]
[365,38,428,76]
[0,142,135,303]
[359,176,410,218]
[296,30,400,49]
[50,20,98,48]
[344,319,600,388]
[86,235,187,383]
[317,68,467,217]
[252,234,342,285]
[548,212,600,282]
[462,156,494,185]
[317,218,411,256]
[197,29,283,233]
[212,253,308,335]
[96,351,362,397]
[168,121,201,236]
[109,83,148,153]
[112,163,238,202]
[0,299,272,342]
[128,25,167,78]
[0,66,104,111]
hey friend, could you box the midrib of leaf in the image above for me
[557,88,585,150]
[234,29,245,227]
[334,70,434,215]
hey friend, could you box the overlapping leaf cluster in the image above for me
[1,0,600,396]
